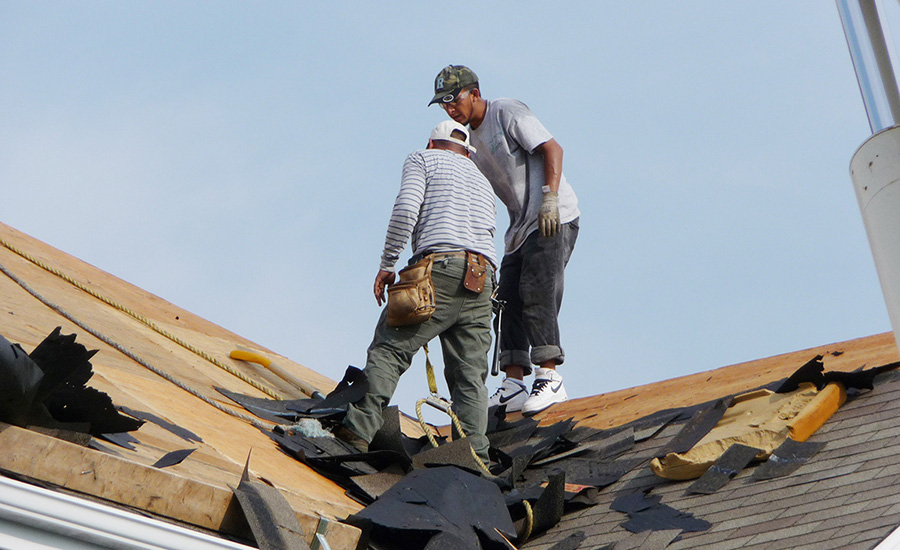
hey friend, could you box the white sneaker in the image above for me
[521,368,568,416]
[488,378,529,412]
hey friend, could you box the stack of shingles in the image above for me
[218,359,897,550]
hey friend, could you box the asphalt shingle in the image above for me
[519,366,900,550]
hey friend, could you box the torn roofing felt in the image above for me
[217,356,900,550]
[0,327,142,436]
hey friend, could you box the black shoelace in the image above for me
[531,378,552,395]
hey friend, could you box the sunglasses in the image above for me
[439,89,471,110]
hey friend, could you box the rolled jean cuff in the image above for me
[499,350,533,376]
[531,345,565,366]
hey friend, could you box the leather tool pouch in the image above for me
[464,252,488,294]
[386,255,436,327]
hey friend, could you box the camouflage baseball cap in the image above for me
[428,65,479,105]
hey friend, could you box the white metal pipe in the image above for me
[850,126,900,351]
[837,0,900,132]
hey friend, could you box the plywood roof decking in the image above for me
[534,332,899,430]
[0,221,363,548]
[5,219,900,550]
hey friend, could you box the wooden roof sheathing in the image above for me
[4,219,900,550]
[536,332,899,430]
[0,221,362,548]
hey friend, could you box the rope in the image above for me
[0,258,272,431]
[0,237,283,400]
[518,500,534,542]
[415,397,471,449]
[417,344,493,477]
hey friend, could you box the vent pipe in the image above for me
[840,0,900,351]
[837,0,900,132]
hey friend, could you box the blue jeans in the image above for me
[497,218,579,376]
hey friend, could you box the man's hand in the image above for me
[374,270,396,306]
[539,191,560,237]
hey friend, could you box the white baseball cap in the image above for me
[430,120,477,153]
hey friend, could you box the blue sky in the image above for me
[1,2,892,421]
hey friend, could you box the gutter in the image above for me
[0,476,254,550]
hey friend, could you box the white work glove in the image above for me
[538,191,561,237]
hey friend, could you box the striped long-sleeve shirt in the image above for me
[380,149,497,271]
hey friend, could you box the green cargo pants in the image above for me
[343,254,494,461]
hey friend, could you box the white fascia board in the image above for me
[0,476,254,550]
[876,525,900,550]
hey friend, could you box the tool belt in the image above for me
[463,251,488,293]
[386,255,436,327]
[385,250,489,327]
[425,250,489,294]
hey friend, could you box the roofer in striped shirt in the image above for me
[335,120,497,462]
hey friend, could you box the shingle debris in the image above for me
[0,327,142,438]
[611,489,711,534]
[152,448,196,469]
[232,454,311,550]
[345,466,516,550]
[216,357,900,550]
[686,443,761,494]
[751,438,828,481]
[118,405,203,443]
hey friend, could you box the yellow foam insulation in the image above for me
[650,381,846,480]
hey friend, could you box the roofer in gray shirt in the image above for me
[335,120,497,462]
[430,65,580,416]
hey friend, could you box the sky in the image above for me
[1,2,895,423]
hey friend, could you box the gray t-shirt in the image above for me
[469,98,580,253]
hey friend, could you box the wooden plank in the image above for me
[0,423,361,549]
